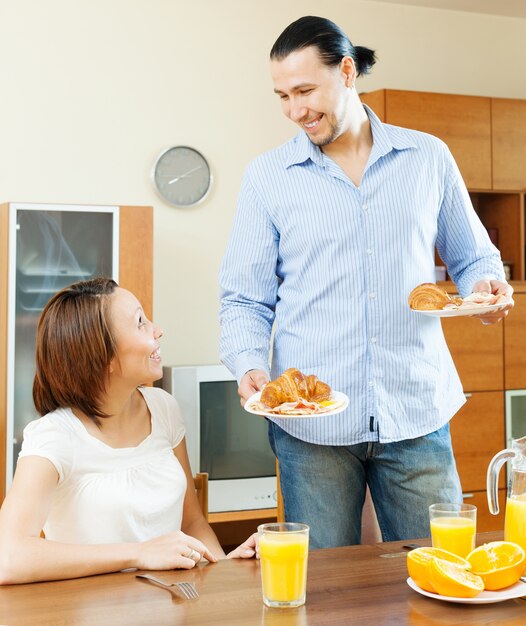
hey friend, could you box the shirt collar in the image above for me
[284,104,417,169]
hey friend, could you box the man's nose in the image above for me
[289,99,307,123]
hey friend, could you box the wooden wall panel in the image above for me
[118,206,154,319]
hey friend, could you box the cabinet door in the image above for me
[504,294,526,389]
[383,90,492,190]
[492,98,526,190]
[442,316,503,392]
[450,391,505,492]
[466,489,506,533]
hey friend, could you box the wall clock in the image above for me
[152,146,212,207]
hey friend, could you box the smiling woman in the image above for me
[0,278,257,585]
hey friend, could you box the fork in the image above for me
[136,574,199,599]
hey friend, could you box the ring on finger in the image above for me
[187,548,199,561]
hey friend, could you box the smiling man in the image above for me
[219,16,513,549]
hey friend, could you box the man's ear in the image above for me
[340,56,356,88]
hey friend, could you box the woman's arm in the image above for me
[0,456,215,584]
[174,439,226,559]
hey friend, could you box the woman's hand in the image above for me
[136,531,217,570]
[225,532,258,559]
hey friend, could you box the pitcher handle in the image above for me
[487,449,516,515]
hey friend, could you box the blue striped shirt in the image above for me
[219,106,504,446]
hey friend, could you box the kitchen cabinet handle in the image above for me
[462,493,474,499]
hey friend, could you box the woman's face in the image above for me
[108,287,163,385]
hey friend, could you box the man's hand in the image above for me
[471,279,514,325]
[238,369,269,406]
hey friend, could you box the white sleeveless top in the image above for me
[19,387,187,544]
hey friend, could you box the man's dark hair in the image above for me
[270,15,376,77]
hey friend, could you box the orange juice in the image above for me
[430,517,476,558]
[259,532,309,607]
[504,495,526,554]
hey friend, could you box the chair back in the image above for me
[193,472,209,520]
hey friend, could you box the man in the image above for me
[219,16,513,548]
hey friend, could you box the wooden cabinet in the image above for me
[449,391,505,491]
[361,89,526,282]
[441,316,503,392]
[361,89,492,189]
[0,202,153,502]
[466,489,507,533]
[505,293,526,389]
[492,98,526,190]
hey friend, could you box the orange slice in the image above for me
[467,541,526,590]
[406,547,470,593]
[428,557,484,598]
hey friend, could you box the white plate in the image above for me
[413,302,507,318]
[244,390,349,419]
[407,577,526,604]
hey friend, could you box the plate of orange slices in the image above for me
[406,542,526,604]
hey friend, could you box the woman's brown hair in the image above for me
[33,277,118,423]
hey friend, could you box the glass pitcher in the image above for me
[487,436,526,551]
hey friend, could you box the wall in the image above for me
[1,0,525,367]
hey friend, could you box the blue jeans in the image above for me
[268,422,462,549]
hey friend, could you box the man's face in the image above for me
[271,46,351,147]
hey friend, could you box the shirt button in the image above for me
[366,248,373,255]
[369,292,376,299]
[371,336,377,344]
[368,380,374,387]
[362,204,368,211]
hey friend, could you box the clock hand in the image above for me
[168,166,203,185]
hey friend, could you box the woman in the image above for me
[0,278,256,584]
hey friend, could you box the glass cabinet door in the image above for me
[7,204,118,485]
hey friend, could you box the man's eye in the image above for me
[300,89,313,95]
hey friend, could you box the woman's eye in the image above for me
[138,317,146,328]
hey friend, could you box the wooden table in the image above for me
[1,533,524,625]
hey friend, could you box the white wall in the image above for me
[1,0,525,366]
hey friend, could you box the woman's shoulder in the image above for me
[138,386,185,446]
[23,408,77,441]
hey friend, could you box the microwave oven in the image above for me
[159,365,277,513]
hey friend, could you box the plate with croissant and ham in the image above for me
[408,283,510,318]
[245,368,349,418]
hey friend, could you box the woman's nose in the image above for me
[154,324,163,339]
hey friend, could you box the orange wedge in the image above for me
[407,547,471,593]
[467,541,526,590]
[428,557,484,598]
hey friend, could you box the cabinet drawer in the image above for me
[442,315,503,391]
[450,391,505,492]
[464,489,507,534]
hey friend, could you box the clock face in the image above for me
[153,146,212,207]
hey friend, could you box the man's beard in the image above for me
[305,116,342,147]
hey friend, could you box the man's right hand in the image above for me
[238,369,269,406]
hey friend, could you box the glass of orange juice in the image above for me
[429,503,477,558]
[258,522,309,608]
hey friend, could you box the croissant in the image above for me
[260,368,331,408]
[408,283,461,311]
